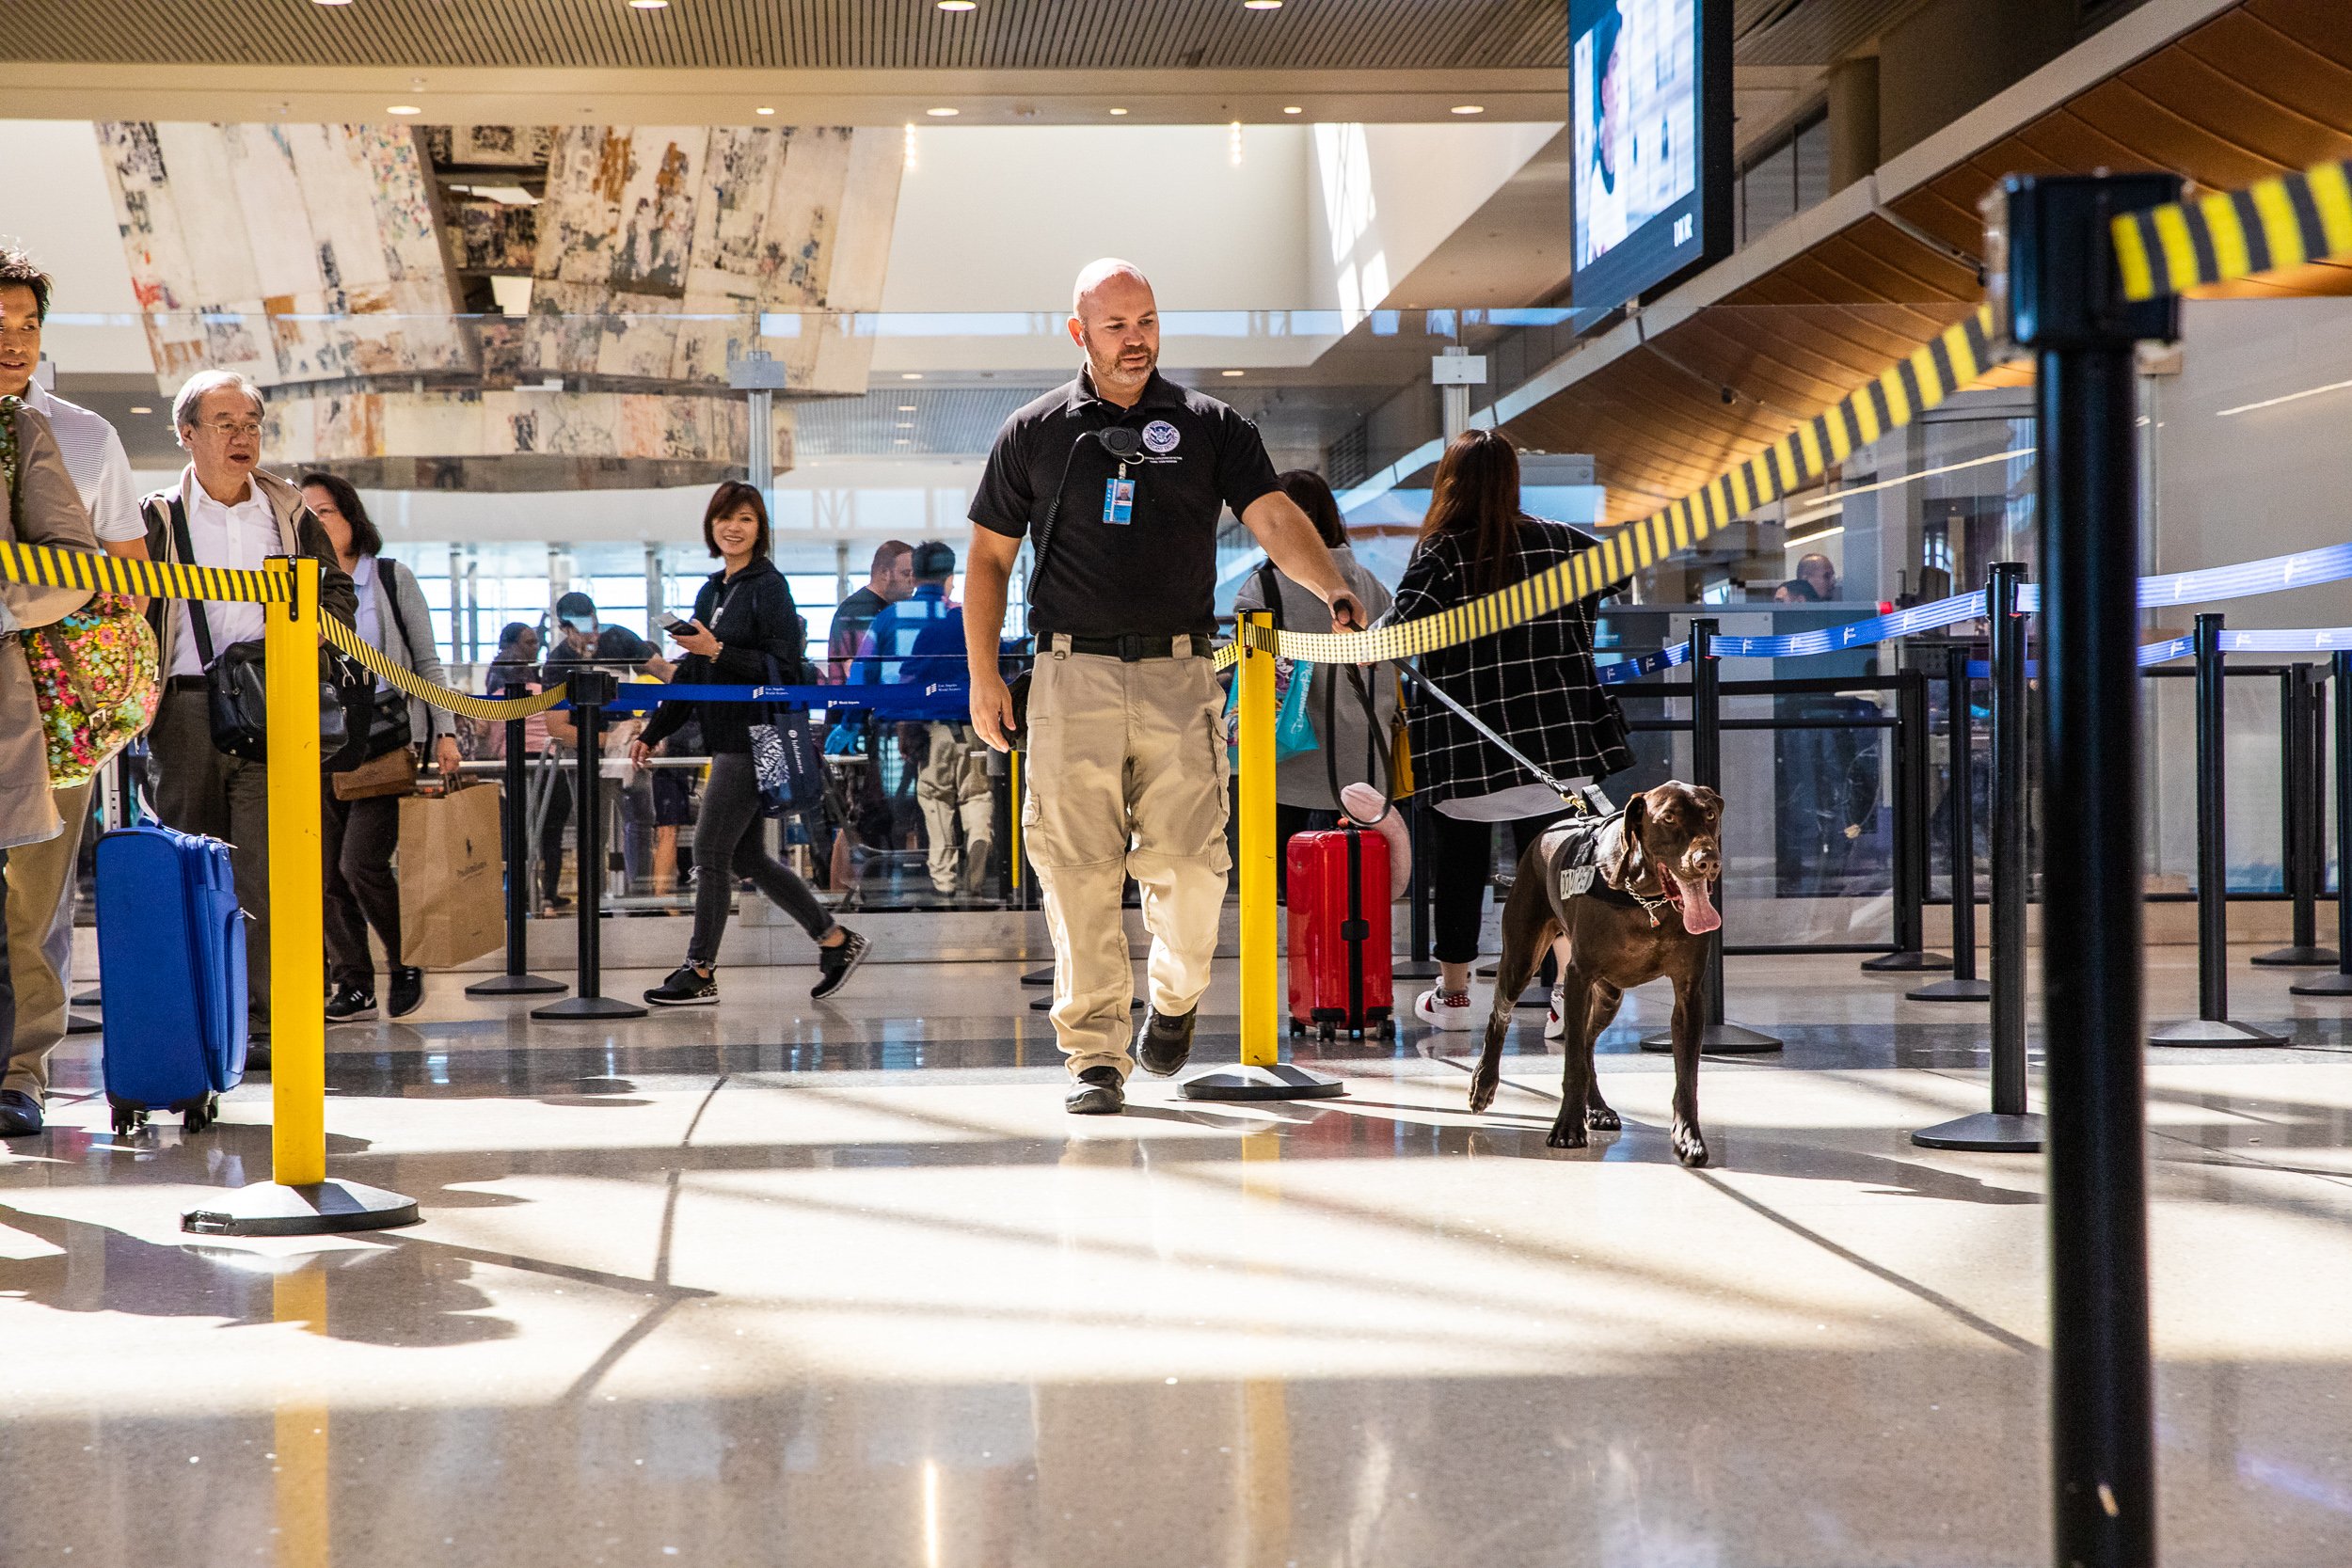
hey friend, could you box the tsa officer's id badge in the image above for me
[1103,475,1135,525]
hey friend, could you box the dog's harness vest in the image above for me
[1547,814,1676,928]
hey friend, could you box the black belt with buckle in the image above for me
[1053,634,1216,662]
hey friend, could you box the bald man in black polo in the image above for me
[961,259,1363,1115]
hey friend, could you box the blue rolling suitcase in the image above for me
[94,825,247,1134]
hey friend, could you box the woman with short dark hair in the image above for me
[634,480,867,1006]
[303,471,459,1022]
[1384,430,1631,1032]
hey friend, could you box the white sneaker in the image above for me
[1546,985,1568,1040]
[1414,988,1476,1032]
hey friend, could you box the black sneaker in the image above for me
[246,1037,270,1075]
[325,986,377,1022]
[810,928,870,1000]
[0,1089,42,1137]
[388,966,425,1020]
[1136,1006,1197,1077]
[1064,1066,1125,1115]
[644,963,718,1007]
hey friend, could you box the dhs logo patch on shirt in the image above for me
[1141,420,1182,455]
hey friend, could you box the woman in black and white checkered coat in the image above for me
[1383,429,1633,1031]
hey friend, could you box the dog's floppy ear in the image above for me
[1604,793,1646,886]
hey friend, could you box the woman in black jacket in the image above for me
[633,482,868,1006]
[1384,429,1632,1032]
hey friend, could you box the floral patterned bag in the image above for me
[24,597,160,788]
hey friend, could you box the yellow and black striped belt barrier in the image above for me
[1219,304,1999,670]
[2112,155,2352,303]
[320,617,568,721]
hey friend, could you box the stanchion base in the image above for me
[2148,1017,2285,1047]
[2289,971,2352,996]
[465,973,568,998]
[1640,1022,1784,1054]
[181,1179,421,1237]
[1020,967,1053,988]
[2251,944,2341,967]
[1907,975,1994,1003]
[72,988,101,1006]
[532,994,648,1021]
[1393,961,1444,981]
[1860,950,1953,973]
[66,1011,102,1036]
[1180,1063,1348,1101]
[1912,1111,2043,1152]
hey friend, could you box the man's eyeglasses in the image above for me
[196,419,264,438]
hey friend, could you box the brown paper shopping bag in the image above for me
[398,783,505,969]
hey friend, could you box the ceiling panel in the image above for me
[2,0,1566,71]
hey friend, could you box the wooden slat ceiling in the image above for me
[2,0,1564,71]
[1505,0,2352,526]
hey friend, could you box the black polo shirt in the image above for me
[970,369,1280,641]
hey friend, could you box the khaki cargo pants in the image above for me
[1024,641,1230,1079]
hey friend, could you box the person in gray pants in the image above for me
[632,481,868,1006]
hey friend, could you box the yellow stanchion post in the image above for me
[1182,612,1343,1102]
[180,556,419,1236]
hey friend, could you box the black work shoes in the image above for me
[0,1090,42,1137]
[1065,1066,1125,1115]
[1135,1006,1197,1077]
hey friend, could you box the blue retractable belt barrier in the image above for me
[535,682,977,722]
[1596,540,2352,685]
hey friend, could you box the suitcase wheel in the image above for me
[1289,1021,1305,1037]
[182,1094,219,1134]
[1319,1022,1336,1043]
[108,1101,148,1137]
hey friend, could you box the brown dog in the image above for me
[1466,782,1725,1164]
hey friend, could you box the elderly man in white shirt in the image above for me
[137,369,356,1070]
[0,247,153,1136]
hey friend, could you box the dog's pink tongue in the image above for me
[1677,876,1722,935]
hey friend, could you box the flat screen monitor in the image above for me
[1569,0,1731,321]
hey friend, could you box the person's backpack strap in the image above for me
[165,496,216,669]
[1254,560,1285,632]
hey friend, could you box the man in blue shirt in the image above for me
[856,542,993,896]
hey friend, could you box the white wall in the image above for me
[0,119,150,374]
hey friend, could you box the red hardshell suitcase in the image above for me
[1286,826,1395,1039]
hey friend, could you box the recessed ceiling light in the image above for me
[897,404,917,411]
[1243,0,1282,9]
[629,0,667,8]
[1108,107,1129,117]
[894,437,911,444]
[1282,105,1302,115]
[1221,369,1245,377]
[129,404,153,414]
[1451,103,1486,115]
[755,106,775,117]
[937,0,977,8]
[901,372,923,380]
[925,106,959,118]
[388,104,421,116]
[310,0,353,7]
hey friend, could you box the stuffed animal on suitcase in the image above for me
[94,824,248,1134]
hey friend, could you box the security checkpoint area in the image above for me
[6,3,2352,1566]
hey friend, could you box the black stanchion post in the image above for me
[2002,172,2174,1568]
[1866,665,1953,974]
[1911,643,1992,1002]
[2255,661,2337,965]
[532,669,646,1021]
[1915,562,2041,1149]
[1643,618,1779,1054]
[1397,803,1441,982]
[2293,652,2352,995]
[2150,614,2280,1045]
[468,677,567,999]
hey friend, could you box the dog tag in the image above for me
[1102,476,1135,525]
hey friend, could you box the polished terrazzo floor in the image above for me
[4,944,2350,1566]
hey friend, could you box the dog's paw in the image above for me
[1545,1120,1590,1150]
[1467,1068,1498,1114]
[1585,1103,1621,1132]
[1672,1119,1708,1166]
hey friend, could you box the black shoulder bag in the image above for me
[165,496,364,769]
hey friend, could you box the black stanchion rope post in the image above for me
[1915,562,2041,1150]
[1642,618,1780,1054]
[1911,641,1992,1002]
[533,669,646,1021]
[1863,666,1952,973]
[468,673,567,999]
[2005,171,2171,1568]
[2254,660,2337,965]
[2292,651,2352,996]
[2150,613,2281,1045]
